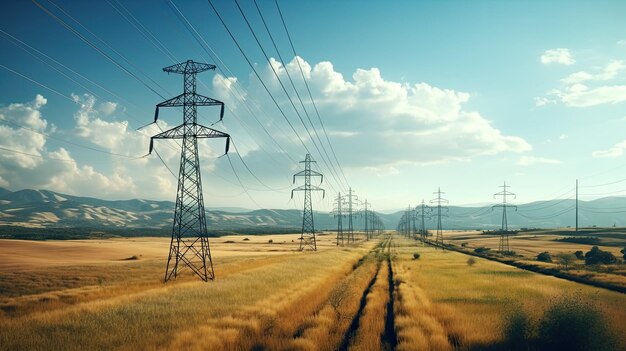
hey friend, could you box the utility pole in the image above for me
[410,204,417,239]
[333,192,344,246]
[430,187,449,250]
[493,181,517,253]
[149,60,230,283]
[576,179,578,233]
[292,154,325,251]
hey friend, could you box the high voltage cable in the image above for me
[31,0,167,99]
[0,119,143,159]
[0,145,76,163]
[225,154,263,209]
[205,0,341,194]
[231,0,343,194]
[166,0,298,166]
[273,0,350,188]
[251,0,347,191]
[105,0,292,194]
[516,206,575,220]
[44,0,172,98]
[580,177,626,189]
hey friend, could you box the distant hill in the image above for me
[0,188,625,235]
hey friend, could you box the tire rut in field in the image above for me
[338,239,388,351]
[382,237,398,350]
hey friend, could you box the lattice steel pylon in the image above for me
[148,60,230,282]
[430,188,449,250]
[292,154,325,251]
[332,192,344,246]
[346,188,359,244]
[493,181,517,252]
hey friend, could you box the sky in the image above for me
[1,0,626,212]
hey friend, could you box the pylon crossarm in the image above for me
[163,61,216,74]
[149,124,230,154]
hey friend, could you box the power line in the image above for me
[273,0,350,188]
[231,0,343,194]
[251,0,348,191]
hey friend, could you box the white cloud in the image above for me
[618,39,626,46]
[0,94,190,200]
[541,48,575,65]
[221,57,531,169]
[558,134,568,140]
[592,140,626,158]
[534,96,556,106]
[518,156,562,166]
[540,60,626,107]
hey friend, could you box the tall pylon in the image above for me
[493,181,517,252]
[430,187,449,250]
[333,192,344,246]
[346,188,359,244]
[292,154,325,251]
[416,200,430,242]
[363,199,370,240]
[149,60,230,282]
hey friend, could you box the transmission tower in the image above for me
[430,187,449,250]
[416,200,431,242]
[292,154,325,251]
[493,181,517,252]
[346,188,359,244]
[332,192,345,246]
[363,199,370,240]
[149,60,230,282]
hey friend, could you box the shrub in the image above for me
[224,240,235,244]
[574,250,584,260]
[474,247,491,254]
[461,242,468,247]
[467,257,477,266]
[584,246,616,265]
[503,308,532,349]
[537,252,552,262]
[268,239,273,244]
[621,248,625,261]
[243,238,250,241]
[412,252,420,260]
[536,297,616,350]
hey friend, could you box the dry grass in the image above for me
[2,234,625,350]
[392,236,626,350]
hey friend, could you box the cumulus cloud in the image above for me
[0,94,192,200]
[541,48,575,65]
[592,140,626,158]
[220,56,530,169]
[518,156,562,166]
[538,60,626,107]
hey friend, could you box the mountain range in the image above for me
[0,188,625,235]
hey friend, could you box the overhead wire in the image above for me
[273,0,350,188]
[230,0,342,194]
[251,0,347,191]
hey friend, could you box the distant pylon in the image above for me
[363,199,370,240]
[149,60,230,282]
[346,188,358,244]
[333,192,344,246]
[430,187,449,250]
[493,181,517,252]
[417,200,430,242]
[292,154,325,251]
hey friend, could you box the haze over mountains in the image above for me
[0,188,625,233]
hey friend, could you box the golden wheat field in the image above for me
[1,233,625,350]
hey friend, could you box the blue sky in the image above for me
[1,0,626,212]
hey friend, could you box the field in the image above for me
[442,228,626,290]
[1,232,625,350]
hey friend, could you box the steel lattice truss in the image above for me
[493,181,517,253]
[149,60,230,282]
[292,154,324,251]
